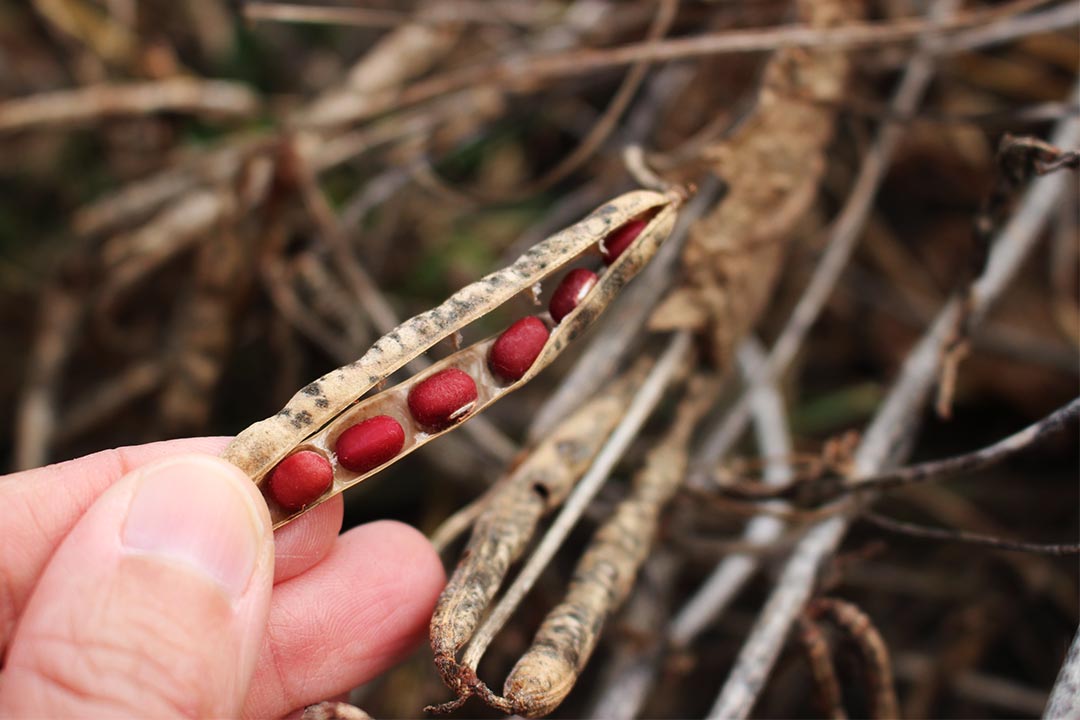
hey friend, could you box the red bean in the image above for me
[268,450,333,511]
[336,415,406,473]
[549,268,599,324]
[488,316,550,382]
[600,218,648,264]
[408,368,478,431]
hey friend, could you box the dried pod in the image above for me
[222,189,683,528]
[267,450,333,511]
[488,317,550,382]
[336,415,406,473]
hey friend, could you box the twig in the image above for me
[447,0,679,202]
[0,77,259,132]
[243,3,413,28]
[706,84,1080,720]
[714,397,1080,504]
[55,361,164,443]
[430,486,496,554]
[797,612,847,720]
[859,511,1080,556]
[808,598,899,720]
[367,0,1051,120]
[938,1,1079,54]
[670,338,794,647]
[244,1,548,28]
[1044,626,1080,719]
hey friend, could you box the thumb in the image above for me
[0,453,274,718]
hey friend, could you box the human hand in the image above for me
[0,438,444,717]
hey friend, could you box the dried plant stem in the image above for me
[940,1,1079,54]
[464,0,678,202]
[807,598,899,720]
[797,613,847,720]
[670,338,793,648]
[460,331,692,672]
[378,0,1049,119]
[860,512,1080,556]
[707,86,1080,720]
[1044,626,1080,719]
[243,3,412,28]
[0,77,259,132]
[430,360,653,695]
[718,397,1080,504]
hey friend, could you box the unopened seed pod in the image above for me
[336,415,406,473]
[268,450,333,510]
[488,317,550,382]
[408,368,479,431]
[549,269,599,324]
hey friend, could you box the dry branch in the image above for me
[0,77,259,133]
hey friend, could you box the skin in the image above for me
[0,437,445,718]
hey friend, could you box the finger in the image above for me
[0,439,341,646]
[0,454,275,718]
[243,521,445,718]
[272,495,343,584]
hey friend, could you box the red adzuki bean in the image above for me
[488,316,550,382]
[600,218,648,264]
[268,450,333,510]
[549,268,598,324]
[408,368,478,431]
[336,415,406,473]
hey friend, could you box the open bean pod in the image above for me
[221,189,683,528]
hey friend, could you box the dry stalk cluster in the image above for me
[2,0,1077,717]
